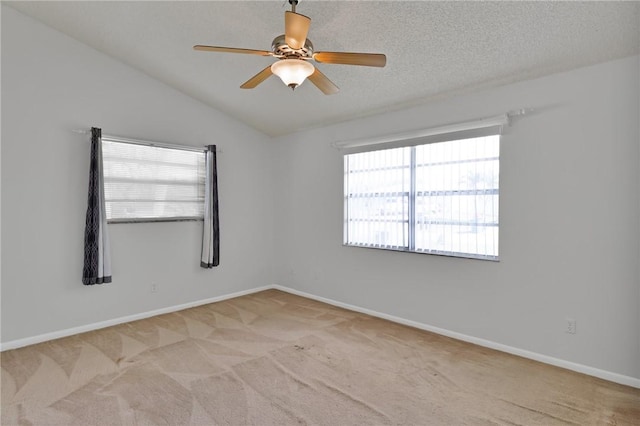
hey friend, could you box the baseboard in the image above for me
[0,285,273,352]
[3,283,638,389]
[272,285,640,389]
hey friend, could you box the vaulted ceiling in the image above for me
[7,1,640,136]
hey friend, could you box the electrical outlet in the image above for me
[565,318,576,334]
[150,283,158,293]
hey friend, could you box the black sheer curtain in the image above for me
[201,145,220,268]
[82,127,112,284]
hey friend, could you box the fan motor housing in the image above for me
[272,35,314,59]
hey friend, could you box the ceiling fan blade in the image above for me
[194,45,272,56]
[240,65,273,89]
[285,11,311,50]
[307,68,339,95]
[313,52,386,67]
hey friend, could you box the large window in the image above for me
[344,135,499,260]
[102,138,206,223]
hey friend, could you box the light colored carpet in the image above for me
[1,289,639,425]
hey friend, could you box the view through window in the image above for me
[344,135,500,260]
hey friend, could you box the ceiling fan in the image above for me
[193,0,386,95]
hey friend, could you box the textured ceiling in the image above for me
[6,1,640,137]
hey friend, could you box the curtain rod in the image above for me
[332,108,532,151]
[72,129,222,153]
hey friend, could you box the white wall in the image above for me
[1,6,276,342]
[273,56,640,379]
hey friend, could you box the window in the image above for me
[102,138,206,223]
[344,135,500,260]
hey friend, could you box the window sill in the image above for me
[107,217,204,224]
[343,243,499,262]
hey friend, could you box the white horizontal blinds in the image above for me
[102,140,206,222]
[345,147,410,249]
[414,135,500,259]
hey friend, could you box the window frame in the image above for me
[101,135,206,224]
[343,132,501,261]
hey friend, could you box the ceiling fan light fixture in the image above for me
[271,59,315,90]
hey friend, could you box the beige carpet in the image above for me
[1,289,639,425]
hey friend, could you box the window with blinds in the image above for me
[102,139,206,223]
[344,134,500,260]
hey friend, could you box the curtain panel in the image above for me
[201,145,220,268]
[82,127,112,284]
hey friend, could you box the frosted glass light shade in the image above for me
[271,59,315,89]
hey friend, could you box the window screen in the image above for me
[344,135,499,260]
[102,140,206,223]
